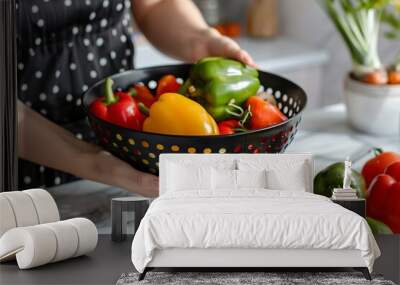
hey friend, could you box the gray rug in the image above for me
[116,272,396,285]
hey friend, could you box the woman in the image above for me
[17,0,254,197]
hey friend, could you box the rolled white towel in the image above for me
[0,225,57,268]
[42,221,79,262]
[0,218,98,269]
[66,218,98,257]
[0,196,17,237]
[0,190,60,239]
[23,189,60,224]
[1,192,39,227]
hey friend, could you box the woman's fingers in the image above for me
[206,29,256,67]
[235,49,257,68]
[132,170,159,197]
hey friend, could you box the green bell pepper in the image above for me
[314,162,366,198]
[181,57,260,121]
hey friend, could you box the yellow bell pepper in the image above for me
[142,93,219,136]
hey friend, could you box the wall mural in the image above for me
[314,154,400,235]
[0,0,18,192]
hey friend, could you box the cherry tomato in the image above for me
[218,120,240,135]
[156,75,181,99]
[133,84,156,108]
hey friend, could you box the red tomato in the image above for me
[366,174,397,221]
[362,151,400,187]
[385,162,400,182]
[245,96,287,130]
[382,182,400,233]
[156,75,181,99]
[218,120,240,135]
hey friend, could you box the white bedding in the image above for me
[131,190,380,273]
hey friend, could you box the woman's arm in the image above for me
[132,0,255,65]
[17,101,158,197]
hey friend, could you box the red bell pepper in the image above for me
[245,96,287,130]
[385,161,400,181]
[383,181,400,233]
[361,149,400,187]
[367,174,396,221]
[156,74,181,99]
[131,84,156,108]
[366,161,400,233]
[89,78,145,130]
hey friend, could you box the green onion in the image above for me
[381,3,400,69]
[321,0,389,76]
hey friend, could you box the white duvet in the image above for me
[131,190,380,273]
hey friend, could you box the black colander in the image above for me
[82,64,307,175]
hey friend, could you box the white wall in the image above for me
[279,0,399,106]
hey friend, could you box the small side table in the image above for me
[111,197,150,242]
[332,198,366,218]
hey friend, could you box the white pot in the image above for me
[344,76,400,136]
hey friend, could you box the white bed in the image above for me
[131,154,380,280]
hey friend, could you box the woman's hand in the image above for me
[95,150,159,197]
[190,28,256,67]
[133,0,255,66]
[18,101,159,197]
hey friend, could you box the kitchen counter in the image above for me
[135,36,329,72]
[288,104,399,172]
[236,37,329,72]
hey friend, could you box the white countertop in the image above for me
[236,37,329,72]
[135,36,329,72]
[287,104,400,172]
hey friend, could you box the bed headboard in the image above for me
[159,153,314,195]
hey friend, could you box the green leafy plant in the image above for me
[322,0,400,84]
[382,2,400,70]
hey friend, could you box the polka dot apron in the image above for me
[17,0,135,189]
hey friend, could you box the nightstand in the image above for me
[111,197,151,242]
[332,198,366,218]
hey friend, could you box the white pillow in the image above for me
[212,168,237,190]
[236,169,267,189]
[266,164,307,191]
[167,163,212,191]
[237,158,310,192]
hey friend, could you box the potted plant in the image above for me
[382,3,400,83]
[322,0,400,136]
